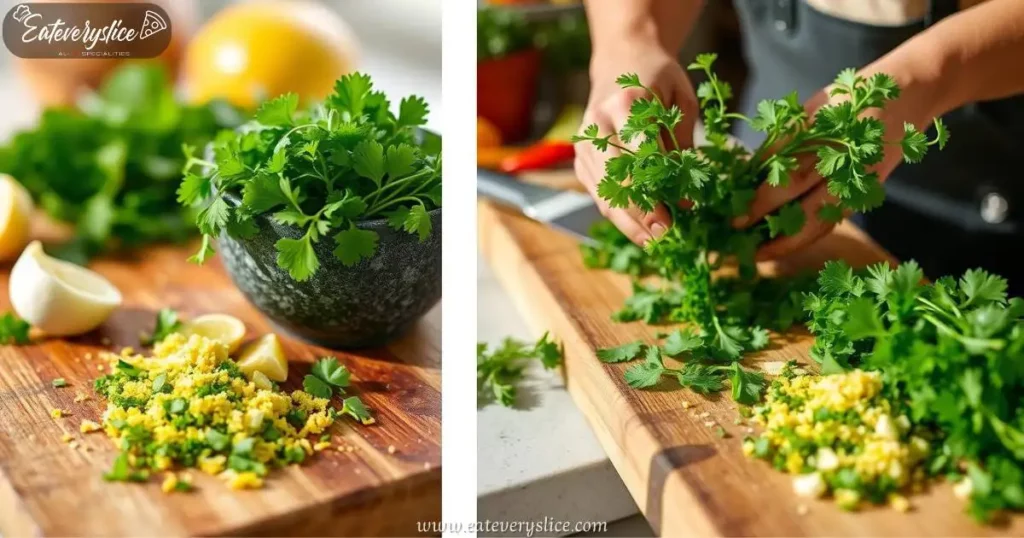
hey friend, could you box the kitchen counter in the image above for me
[478,254,651,536]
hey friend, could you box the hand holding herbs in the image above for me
[477,333,563,408]
[180,72,442,281]
[574,55,948,404]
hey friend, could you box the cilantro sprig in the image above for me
[574,54,948,404]
[804,260,1024,521]
[304,356,373,424]
[0,312,31,345]
[180,72,442,281]
[477,333,563,408]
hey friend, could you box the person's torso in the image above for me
[731,0,1024,234]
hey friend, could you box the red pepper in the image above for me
[499,141,575,174]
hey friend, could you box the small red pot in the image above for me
[477,48,541,143]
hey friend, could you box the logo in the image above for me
[3,3,172,59]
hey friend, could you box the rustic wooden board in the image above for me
[479,198,1023,537]
[0,234,441,537]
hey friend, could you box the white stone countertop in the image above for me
[477,253,650,536]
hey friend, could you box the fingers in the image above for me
[672,80,697,150]
[575,149,670,246]
[574,90,674,246]
[755,185,846,261]
[733,153,820,228]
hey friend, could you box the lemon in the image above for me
[183,1,358,108]
[9,241,121,336]
[0,174,34,262]
[235,333,288,382]
[179,314,247,354]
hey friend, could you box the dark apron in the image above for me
[732,0,1024,293]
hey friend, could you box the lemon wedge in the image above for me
[179,314,247,354]
[9,241,122,336]
[235,333,288,382]
[0,174,34,262]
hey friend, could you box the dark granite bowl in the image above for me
[217,194,441,349]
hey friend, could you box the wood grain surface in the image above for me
[478,197,1023,537]
[0,232,441,537]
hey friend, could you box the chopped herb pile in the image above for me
[477,333,563,408]
[573,55,947,404]
[0,63,243,263]
[0,312,31,345]
[92,332,369,490]
[180,72,442,281]
[803,261,1024,521]
[746,364,931,513]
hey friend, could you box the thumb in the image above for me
[673,86,697,150]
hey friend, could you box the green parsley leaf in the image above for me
[276,236,320,282]
[255,93,298,127]
[341,396,373,424]
[596,341,645,363]
[332,226,379,267]
[311,357,351,388]
[624,362,665,389]
[302,374,333,399]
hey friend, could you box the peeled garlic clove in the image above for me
[9,241,122,336]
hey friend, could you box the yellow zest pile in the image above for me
[93,333,336,491]
[743,364,931,512]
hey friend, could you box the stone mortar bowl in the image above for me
[218,193,441,349]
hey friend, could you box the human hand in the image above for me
[574,42,697,246]
[735,67,944,261]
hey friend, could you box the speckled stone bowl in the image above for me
[217,194,441,349]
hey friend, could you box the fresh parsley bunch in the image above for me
[574,54,948,403]
[804,260,1024,521]
[477,333,563,408]
[0,63,242,262]
[179,72,442,281]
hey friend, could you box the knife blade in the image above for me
[477,168,602,246]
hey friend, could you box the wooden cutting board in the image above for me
[479,196,1023,537]
[0,234,441,537]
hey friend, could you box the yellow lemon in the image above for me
[235,333,288,382]
[9,241,122,336]
[0,174,34,262]
[179,314,247,354]
[183,1,358,109]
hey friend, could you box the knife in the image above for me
[477,168,602,246]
